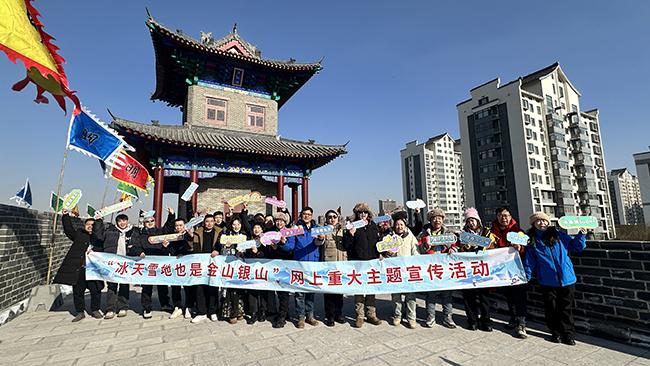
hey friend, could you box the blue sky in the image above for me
[1,1,648,219]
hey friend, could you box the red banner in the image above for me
[110,153,151,192]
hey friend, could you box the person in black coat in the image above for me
[138,207,176,318]
[342,202,381,328]
[266,211,293,328]
[54,210,103,322]
[92,213,141,319]
[163,217,194,320]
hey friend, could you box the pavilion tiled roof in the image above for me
[147,18,322,72]
[111,117,347,160]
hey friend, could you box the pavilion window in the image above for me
[247,105,265,128]
[206,97,227,124]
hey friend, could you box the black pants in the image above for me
[171,286,183,308]
[195,285,218,316]
[106,282,129,313]
[72,270,101,313]
[246,290,268,315]
[542,284,576,339]
[184,286,196,311]
[277,291,289,320]
[502,284,527,326]
[225,289,240,318]
[141,285,170,312]
[462,288,491,326]
[324,294,344,319]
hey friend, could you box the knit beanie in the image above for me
[427,208,445,221]
[463,207,481,225]
[529,212,550,225]
[273,212,289,224]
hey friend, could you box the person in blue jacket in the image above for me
[524,212,586,346]
[281,206,325,328]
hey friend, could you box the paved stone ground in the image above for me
[0,290,648,366]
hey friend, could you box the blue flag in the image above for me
[10,178,32,207]
[67,108,130,167]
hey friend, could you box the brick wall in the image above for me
[0,204,77,316]
[485,240,650,348]
[185,84,279,136]
[179,175,277,216]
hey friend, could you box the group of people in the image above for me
[55,202,586,346]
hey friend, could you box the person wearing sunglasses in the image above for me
[320,209,347,326]
[343,202,382,328]
[138,207,176,319]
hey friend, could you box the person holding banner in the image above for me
[244,222,268,324]
[188,214,223,323]
[138,208,176,319]
[266,211,292,328]
[459,208,496,332]
[92,214,141,319]
[490,207,528,339]
[165,218,194,320]
[525,212,586,346]
[219,216,248,324]
[387,217,419,329]
[54,210,103,322]
[320,209,347,327]
[343,202,382,328]
[282,207,325,328]
[418,208,457,329]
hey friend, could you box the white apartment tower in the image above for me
[608,168,644,225]
[401,133,465,230]
[457,63,615,238]
[633,150,650,226]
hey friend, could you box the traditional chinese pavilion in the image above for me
[111,17,346,226]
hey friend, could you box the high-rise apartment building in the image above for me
[608,168,644,225]
[401,133,465,230]
[457,63,614,238]
[633,150,650,226]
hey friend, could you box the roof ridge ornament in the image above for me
[232,23,237,35]
[200,31,213,45]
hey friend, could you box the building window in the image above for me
[206,97,227,124]
[559,86,564,97]
[232,68,244,87]
[246,104,265,129]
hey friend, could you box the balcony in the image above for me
[589,122,599,133]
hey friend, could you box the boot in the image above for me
[305,316,319,326]
[355,316,364,328]
[296,318,305,329]
[366,307,381,325]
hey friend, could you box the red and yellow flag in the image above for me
[110,152,153,193]
[0,0,81,114]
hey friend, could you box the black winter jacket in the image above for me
[92,219,141,256]
[343,221,380,260]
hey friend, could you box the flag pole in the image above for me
[46,139,70,284]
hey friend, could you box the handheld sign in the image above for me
[247,191,264,202]
[376,234,403,253]
[345,219,368,230]
[558,216,598,230]
[220,234,247,245]
[405,199,426,210]
[95,200,133,219]
[311,225,335,236]
[372,215,391,224]
[428,234,458,246]
[180,182,199,201]
[260,231,282,246]
[237,240,260,252]
[507,232,530,246]
[227,194,247,207]
[280,226,305,237]
[62,189,82,210]
[142,210,155,218]
[185,215,205,230]
[148,232,185,244]
[264,196,286,208]
[459,232,492,248]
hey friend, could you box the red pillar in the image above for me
[153,166,164,227]
[291,184,299,223]
[301,176,309,208]
[190,169,199,215]
[277,175,285,207]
